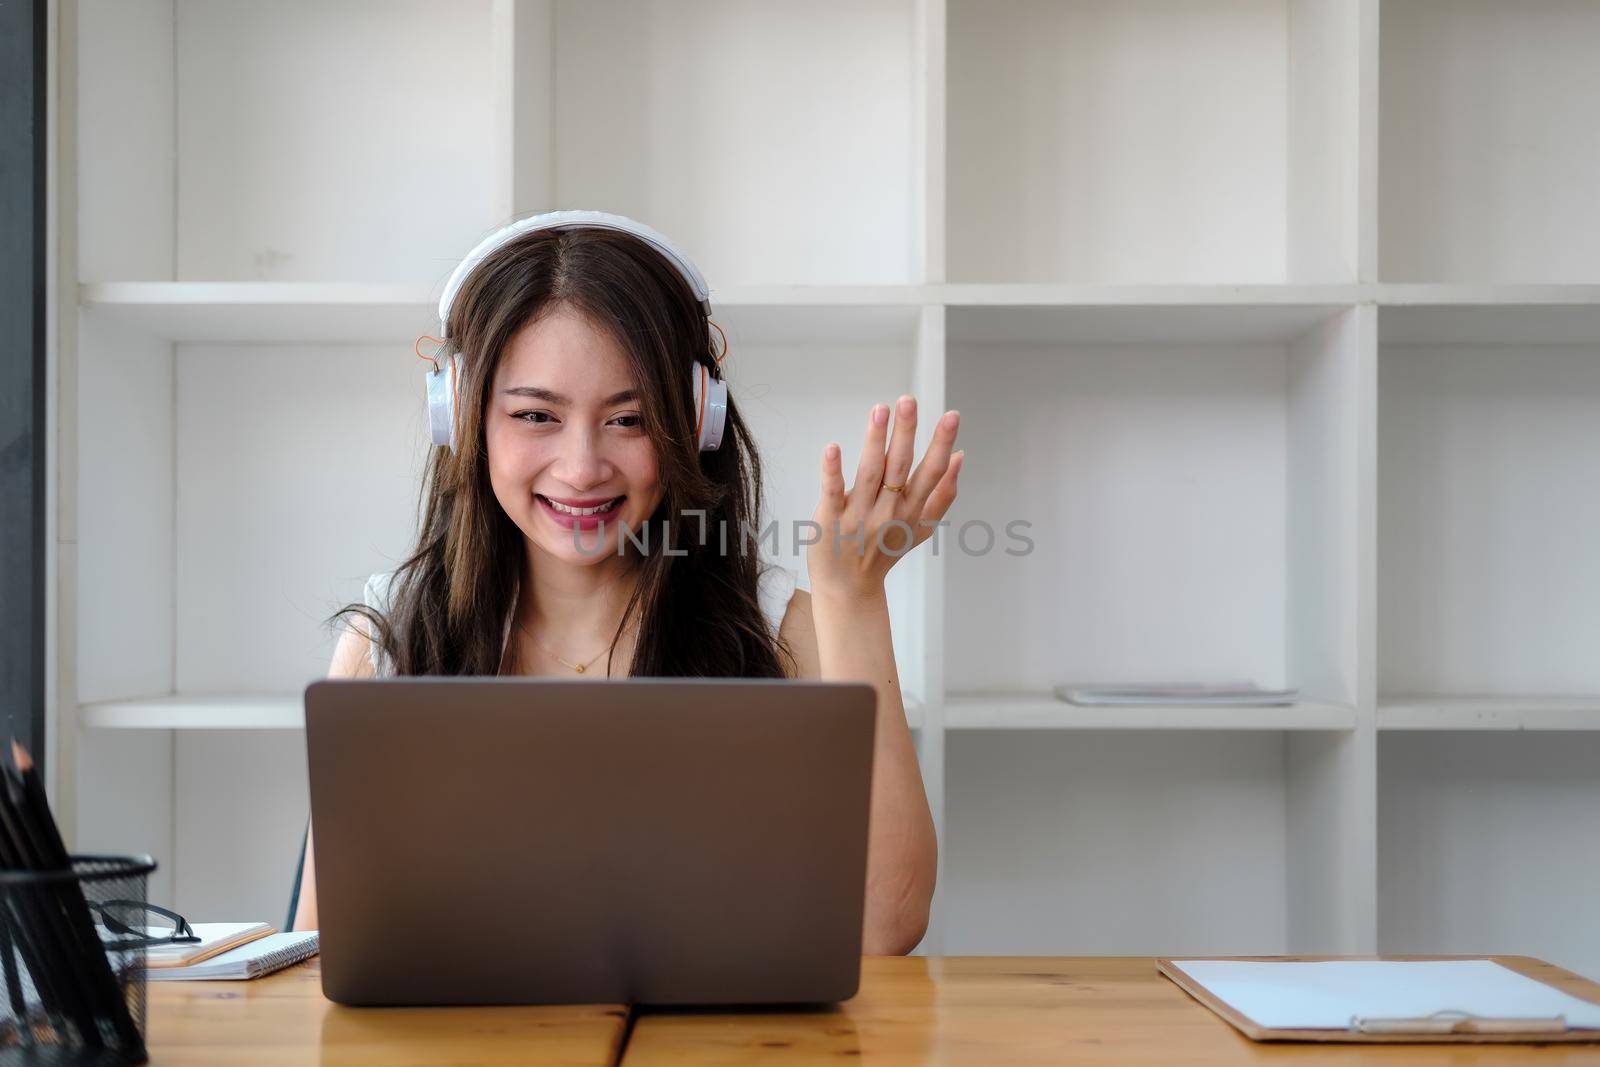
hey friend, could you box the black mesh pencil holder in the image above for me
[0,855,157,1066]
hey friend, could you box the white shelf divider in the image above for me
[78,282,437,343]
[1379,697,1600,733]
[80,694,304,730]
[1374,284,1600,306]
[80,691,924,732]
[946,691,1356,732]
[941,283,1365,306]
[78,282,939,343]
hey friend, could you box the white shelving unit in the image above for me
[54,0,1600,976]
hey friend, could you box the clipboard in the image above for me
[1157,956,1600,1044]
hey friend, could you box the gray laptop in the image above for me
[303,676,876,1007]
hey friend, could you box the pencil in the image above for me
[10,743,145,1057]
[0,908,26,1018]
[0,762,99,1045]
[0,805,69,1037]
[0,861,60,1044]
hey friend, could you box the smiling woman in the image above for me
[354,221,788,680]
[290,212,958,955]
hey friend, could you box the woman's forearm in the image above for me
[810,585,938,955]
[292,828,318,932]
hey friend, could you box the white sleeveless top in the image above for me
[362,562,800,677]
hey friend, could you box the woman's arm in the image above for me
[779,587,936,955]
[290,618,375,932]
[801,395,964,956]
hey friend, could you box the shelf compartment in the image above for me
[1378,696,1600,733]
[75,306,940,708]
[517,0,921,286]
[78,0,501,284]
[944,305,1363,706]
[947,0,1358,284]
[943,730,1292,954]
[715,309,937,698]
[1379,732,1600,982]
[947,691,1356,731]
[1378,312,1600,699]
[1380,0,1600,282]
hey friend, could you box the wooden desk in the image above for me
[143,957,628,1065]
[141,955,1600,1065]
[625,956,1600,1065]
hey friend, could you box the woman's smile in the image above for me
[536,493,627,530]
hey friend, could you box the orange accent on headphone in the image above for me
[415,334,447,369]
[695,362,708,443]
[708,318,729,365]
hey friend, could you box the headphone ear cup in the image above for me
[426,353,459,451]
[692,362,729,452]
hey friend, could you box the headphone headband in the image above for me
[437,209,713,333]
[427,210,727,454]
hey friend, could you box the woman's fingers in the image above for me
[920,449,964,527]
[849,403,891,505]
[819,442,847,515]
[881,396,918,494]
[905,410,961,511]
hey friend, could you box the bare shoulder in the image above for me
[777,588,821,680]
[328,612,377,679]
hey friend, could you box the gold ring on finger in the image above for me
[882,482,906,493]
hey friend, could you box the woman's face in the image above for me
[485,306,665,565]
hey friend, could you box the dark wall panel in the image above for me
[0,0,47,769]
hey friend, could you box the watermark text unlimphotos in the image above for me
[565,512,1034,559]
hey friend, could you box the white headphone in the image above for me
[426,209,729,454]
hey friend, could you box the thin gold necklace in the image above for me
[515,616,639,675]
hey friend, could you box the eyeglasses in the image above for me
[88,900,201,950]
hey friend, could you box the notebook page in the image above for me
[144,922,273,965]
[1169,960,1600,1030]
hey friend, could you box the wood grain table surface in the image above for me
[141,954,1600,1065]
[143,957,628,1065]
[625,956,1600,1066]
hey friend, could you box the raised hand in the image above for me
[807,395,963,601]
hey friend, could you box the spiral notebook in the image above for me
[146,931,320,981]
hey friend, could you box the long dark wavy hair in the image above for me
[331,226,796,679]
